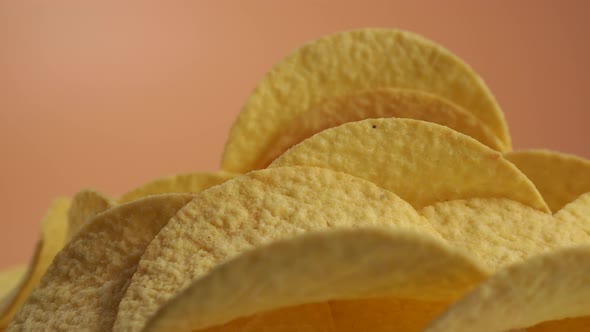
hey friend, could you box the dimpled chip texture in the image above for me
[7,194,194,332]
[143,229,487,332]
[420,198,590,271]
[114,166,435,332]
[256,88,504,168]
[271,118,547,212]
[222,28,509,173]
[0,198,70,329]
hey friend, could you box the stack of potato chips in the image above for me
[1,29,589,332]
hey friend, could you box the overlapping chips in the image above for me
[0,198,70,329]
[221,28,510,174]
[270,118,547,211]
[114,166,437,332]
[255,88,505,168]
[8,194,195,331]
[2,28,589,332]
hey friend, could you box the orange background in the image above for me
[0,0,589,269]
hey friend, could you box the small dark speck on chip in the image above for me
[372,125,377,128]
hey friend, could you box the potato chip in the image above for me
[270,118,548,211]
[222,28,510,173]
[0,198,70,329]
[420,198,589,271]
[0,266,26,312]
[142,228,486,332]
[118,171,235,203]
[7,194,194,332]
[505,149,590,212]
[255,88,505,168]
[554,192,590,234]
[114,166,437,332]
[67,189,115,240]
[425,246,590,332]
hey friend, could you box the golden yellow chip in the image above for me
[142,228,486,332]
[114,166,437,332]
[7,194,194,331]
[271,118,547,211]
[554,192,590,234]
[67,189,115,240]
[255,88,504,168]
[425,246,590,332]
[0,266,26,312]
[222,28,510,173]
[505,149,590,212]
[0,198,70,329]
[420,198,589,271]
[118,171,235,203]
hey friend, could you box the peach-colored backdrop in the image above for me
[0,0,589,269]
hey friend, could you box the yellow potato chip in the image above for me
[0,266,26,312]
[0,198,70,329]
[554,192,590,235]
[118,171,235,203]
[270,118,548,211]
[505,149,590,212]
[222,28,510,173]
[425,246,590,332]
[67,189,115,240]
[114,166,436,332]
[7,194,194,332]
[420,198,589,271]
[142,228,486,332]
[255,88,505,168]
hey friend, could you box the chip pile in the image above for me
[1,28,589,332]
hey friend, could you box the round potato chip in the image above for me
[0,198,70,329]
[118,171,235,203]
[7,194,195,332]
[67,189,115,240]
[222,28,510,173]
[505,150,590,212]
[425,246,590,332]
[270,118,548,211]
[420,198,589,271]
[114,166,436,332]
[142,228,486,332]
[255,88,505,168]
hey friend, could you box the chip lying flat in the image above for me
[114,166,437,332]
[0,198,70,329]
[67,189,115,240]
[425,246,590,332]
[255,88,504,168]
[505,150,590,212]
[118,171,235,203]
[7,194,194,332]
[271,118,547,211]
[142,228,487,332]
[222,28,510,174]
[420,198,589,271]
